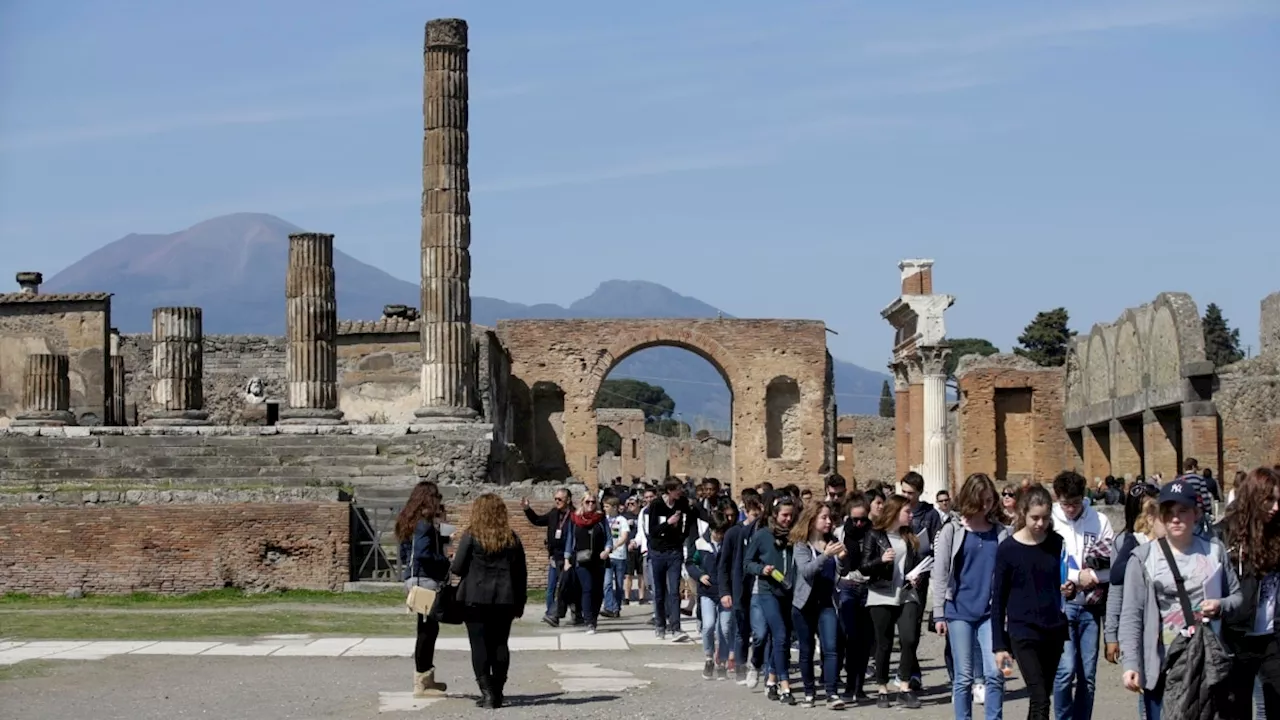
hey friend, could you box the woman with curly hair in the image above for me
[396,481,450,698]
[450,493,528,709]
[1219,466,1280,718]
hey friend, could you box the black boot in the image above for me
[475,676,494,709]
[491,674,506,709]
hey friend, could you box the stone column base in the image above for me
[12,410,76,427]
[413,406,479,422]
[145,410,210,426]
[278,408,346,425]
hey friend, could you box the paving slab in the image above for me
[43,641,158,660]
[343,638,414,657]
[129,641,219,655]
[558,632,629,651]
[270,637,364,657]
[199,643,284,656]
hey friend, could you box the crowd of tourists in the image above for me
[391,458,1280,718]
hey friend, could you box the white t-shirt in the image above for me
[608,515,630,561]
[1253,573,1279,636]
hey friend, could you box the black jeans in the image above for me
[1225,634,1280,719]
[650,550,683,632]
[414,612,440,673]
[868,601,922,688]
[574,563,605,626]
[839,604,872,696]
[1011,635,1064,720]
[465,615,515,683]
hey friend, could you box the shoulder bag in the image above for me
[405,534,437,615]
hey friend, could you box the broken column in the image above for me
[15,271,42,295]
[108,328,126,426]
[279,232,344,425]
[146,307,208,425]
[12,354,75,426]
[415,17,478,421]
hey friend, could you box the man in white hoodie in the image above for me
[1050,470,1114,720]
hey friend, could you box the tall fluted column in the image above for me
[147,307,208,425]
[13,354,75,426]
[415,17,478,421]
[279,232,344,424]
[920,345,950,498]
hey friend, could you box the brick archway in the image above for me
[497,318,833,491]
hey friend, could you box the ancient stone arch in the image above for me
[497,318,832,490]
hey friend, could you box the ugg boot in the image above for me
[413,668,448,698]
[474,676,494,709]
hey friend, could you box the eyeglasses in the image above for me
[582,500,597,505]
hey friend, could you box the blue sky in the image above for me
[1,0,1276,371]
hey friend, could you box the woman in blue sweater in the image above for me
[743,496,799,705]
[991,485,1072,720]
[396,481,451,698]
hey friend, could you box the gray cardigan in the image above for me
[793,541,838,610]
[1118,537,1241,690]
[929,519,1011,620]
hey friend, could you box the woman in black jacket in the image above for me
[860,493,927,709]
[396,481,450,698]
[450,493,528,709]
[563,492,610,633]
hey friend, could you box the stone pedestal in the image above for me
[13,354,75,426]
[147,307,209,426]
[279,232,344,425]
[920,346,950,497]
[416,17,478,421]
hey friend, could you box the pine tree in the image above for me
[945,338,1000,378]
[878,380,895,418]
[1014,308,1075,367]
[1202,302,1244,367]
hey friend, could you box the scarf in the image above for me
[769,517,792,545]
[572,510,603,528]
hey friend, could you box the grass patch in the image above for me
[0,660,60,682]
[0,609,433,640]
[0,588,406,609]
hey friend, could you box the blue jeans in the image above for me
[1053,604,1100,720]
[752,593,792,682]
[603,558,626,613]
[573,564,604,627]
[949,617,1005,720]
[1141,678,1164,720]
[792,602,839,698]
[545,561,560,615]
[699,596,733,662]
[649,550,683,633]
[732,601,755,671]
[750,595,772,675]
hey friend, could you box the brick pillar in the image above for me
[909,373,925,472]
[108,328,126,426]
[891,361,911,479]
[1110,418,1142,480]
[1143,410,1179,479]
[279,232,344,425]
[146,307,208,425]
[416,17,478,421]
[12,353,74,426]
[1083,424,1110,480]
[1181,401,1221,475]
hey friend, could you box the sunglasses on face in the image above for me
[582,500,596,505]
[1002,492,1017,498]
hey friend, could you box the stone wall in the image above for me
[0,294,111,425]
[595,408,646,480]
[1217,352,1280,474]
[0,424,494,491]
[835,415,895,486]
[956,355,1068,487]
[0,502,349,595]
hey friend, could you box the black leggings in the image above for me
[1224,635,1280,719]
[466,616,515,683]
[1011,635,1064,720]
[868,602,921,688]
[414,613,440,673]
[841,604,872,696]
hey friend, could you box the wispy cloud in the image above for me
[864,0,1276,56]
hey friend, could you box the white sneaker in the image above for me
[973,683,985,704]
[745,668,760,689]
[671,632,690,643]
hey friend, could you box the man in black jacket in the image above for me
[648,477,693,641]
[522,489,574,621]
[719,498,763,683]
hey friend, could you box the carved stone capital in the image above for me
[919,345,951,377]
[889,360,911,392]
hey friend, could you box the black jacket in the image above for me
[860,528,924,594]
[450,531,528,616]
[647,495,694,554]
[718,522,755,603]
[1216,519,1280,647]
[524,505,572,558]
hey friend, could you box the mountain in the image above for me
[44,213,889,420]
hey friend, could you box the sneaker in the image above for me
[876,693,891,709]
[778,691,796,706]
[671,632,691,643]
[902,691,922,709]
[767,684,780,701]
[827,696,846,710]
[541,614,559,628]
[800,695,815,708]
[715,664,729,681]
[744,668,760,689]
[840,693,855,705]
[974,683,985,705]
[655,629,666,641]
[585,625,597,635]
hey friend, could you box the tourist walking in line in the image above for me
[564,491,609,634]
[689,514,733,680]
[825,473,848,505]
[932,473,1010,720]
[450,493,528,709]
[719,497,763,685]
[744,495,799,704]
[835,492,874,703]
[647,478,694,641]
[1118,479,1241,720]
[991,485,1070,720]
[601,496,630,619]
[791,501,847,708]
[623,495,644,604]
[397,480,451,698]
[863,493,928,709]
[1103,482,1160,676]
[1050,470,1114,720]
[522,488,573,622]
[1217,466,1280,719]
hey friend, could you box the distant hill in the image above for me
[44,213,889,421]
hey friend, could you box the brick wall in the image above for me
[0,502,349,595]
[1216,352,1280,476]
[836,415,895,485]
[0,296,111,425]
[956,355,1068,486]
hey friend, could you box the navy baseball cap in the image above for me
[1158,479,1199,508]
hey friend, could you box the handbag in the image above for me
[429,581,465,625]
[405,536,437,615]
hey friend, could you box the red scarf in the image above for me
[572,510,603,528]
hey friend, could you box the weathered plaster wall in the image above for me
[0,294,111,426]
[1217,352,1280,474]
[835,415,895,485]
